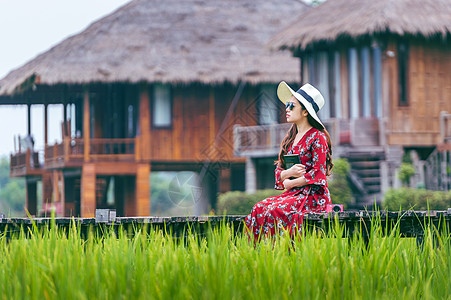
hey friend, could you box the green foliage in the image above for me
[382,187,451,211]
[0,223,450,299]
[328,158,353,208]
[218,158,354,214]
[216,189,283,215]
[402,151,413,163]
[0,156,25,216]
[398,163,416,186]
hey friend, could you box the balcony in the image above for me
[45,138,137,169]
[10,149,43,177]
[233,118,382,157]
[10,137,138,176]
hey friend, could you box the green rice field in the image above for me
[0,220,450,299]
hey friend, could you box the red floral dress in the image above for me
[244,127,331,240]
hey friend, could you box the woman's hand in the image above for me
[288,164,306,178]
[280,164,306,182]
[283,178,296,190]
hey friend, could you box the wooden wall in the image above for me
[386,37,451,146]
[148,83,258,163]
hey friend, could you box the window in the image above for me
[258,85,278,125]
[152,84,172,128]
[398,40,409,106]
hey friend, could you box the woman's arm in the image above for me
[283,176,308,190]
[280,164,305,181]
[275,164,306,190]
[284,135,329,190]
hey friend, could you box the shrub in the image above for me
[218,158,354,214]
[382,187,451,211]
[328,158,353,208]
[398,163,416,186]
[216,189,283,215]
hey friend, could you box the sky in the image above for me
[0,0,131,156]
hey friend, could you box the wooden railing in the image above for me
[233,119,381,156]
[10,149,41,176]
[44,138,137,167]
[233,123,291,156]
[45,143,65,165]
[89,138,135,161]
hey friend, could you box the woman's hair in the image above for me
[276,103,334,176]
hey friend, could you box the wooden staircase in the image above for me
[341,150,385,207]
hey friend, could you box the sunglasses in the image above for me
[285,102,295,111]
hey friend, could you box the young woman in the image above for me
[245,81,333,240]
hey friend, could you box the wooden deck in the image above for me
[1,210,450,243]
[10,138,138,177]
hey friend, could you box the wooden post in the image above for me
[136,163,150,216]
[26,149,31,170]
[63,102,68,137]
[134,136,141,161]
[138,84,151,161]
[81,164,96,217]
[209,87,216,159]
[60,171,65,217]
[44,104,48,146]
[83,88,90,162]
[245,157,256,193]
[64,139,70,162]
[53,170,60,204]
[25,179,37,217]
[27,104,31,136]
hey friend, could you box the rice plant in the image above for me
[0,218,450,299]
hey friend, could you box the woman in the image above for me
[245,81,333,240]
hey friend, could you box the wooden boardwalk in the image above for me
[1,210,450,243]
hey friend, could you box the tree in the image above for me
[328,158,353,208]
[0,156,26,216]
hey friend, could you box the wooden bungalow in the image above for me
[260,0,451,205]
[0,0,308,217]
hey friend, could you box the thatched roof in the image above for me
[0,0,308,96]
[269,0,451,51]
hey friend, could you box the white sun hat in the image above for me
[277,81,325,129]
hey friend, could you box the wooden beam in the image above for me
[83,88,90,162]
[44,104,48,146]
[63,103,68,137]
[27,104,31,136]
